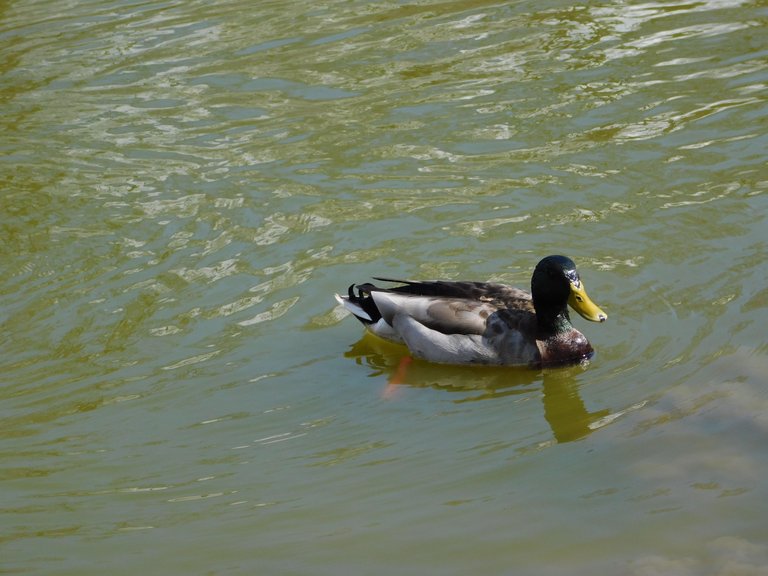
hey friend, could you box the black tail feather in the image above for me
[346,283,382,324]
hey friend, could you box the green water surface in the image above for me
[2,1,767,574]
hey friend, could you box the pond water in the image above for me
[2,1,767,574]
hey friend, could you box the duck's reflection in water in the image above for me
[344,334,610,443]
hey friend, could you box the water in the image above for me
[2,0,767,574]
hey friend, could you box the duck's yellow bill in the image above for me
[568,281,607,322]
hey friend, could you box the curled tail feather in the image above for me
[335,284,382,324]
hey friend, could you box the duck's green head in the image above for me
[532,255,607,323]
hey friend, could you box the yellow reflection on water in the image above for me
[344,333,611,443]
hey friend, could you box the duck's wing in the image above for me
[370,291,495,336]
[372,277,531,305]
[370,283,540,365]
[368,279,534,336]
[336,279,540,365]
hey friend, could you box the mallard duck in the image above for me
[334,255,607,368]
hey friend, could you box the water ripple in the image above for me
[2,0,767,574]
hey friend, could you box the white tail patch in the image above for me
[334,293,372,322]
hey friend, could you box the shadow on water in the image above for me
[344,333,611,443]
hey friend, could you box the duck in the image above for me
[334,255,607,368]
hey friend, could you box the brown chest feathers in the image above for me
[536,328,594,368]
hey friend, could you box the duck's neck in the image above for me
[536,306,573,337]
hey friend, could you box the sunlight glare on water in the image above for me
[1,0,767,574]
